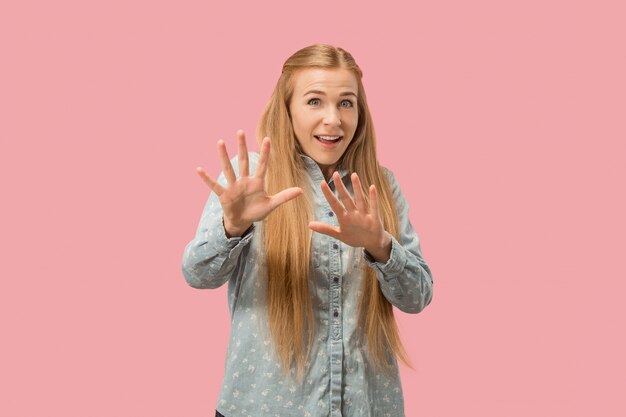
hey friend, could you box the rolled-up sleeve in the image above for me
[363,169,434,313]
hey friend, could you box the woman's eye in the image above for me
[307,98,321,106]
[340,100,354,108]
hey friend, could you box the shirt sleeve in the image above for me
[363,168,434,313]
[181,153,258,289]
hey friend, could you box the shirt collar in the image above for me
[299,154,349,184]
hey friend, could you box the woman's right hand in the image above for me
[196,130,303,237]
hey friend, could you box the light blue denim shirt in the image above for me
[182,153,433,417]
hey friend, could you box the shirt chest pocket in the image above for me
[312,245,364,273]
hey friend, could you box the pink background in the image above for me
[1,0,625,415]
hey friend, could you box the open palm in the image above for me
[196,130,303,236]
[308,171,392,262]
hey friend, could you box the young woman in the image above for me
[182,44,433,417]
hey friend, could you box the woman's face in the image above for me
[288,68,359,179]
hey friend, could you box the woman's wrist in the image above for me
[223,216,253,238]
[364,232,392,263]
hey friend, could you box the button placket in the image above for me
[326,204,344,416]
[330,238,342,340]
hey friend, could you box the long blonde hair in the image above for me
[256,44,410,375]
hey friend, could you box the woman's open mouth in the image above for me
[314,135,343,145]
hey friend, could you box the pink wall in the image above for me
[2,0,625,415]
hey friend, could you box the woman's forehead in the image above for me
[292,68,358,94]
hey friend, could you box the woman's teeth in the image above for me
[315,135,342,143]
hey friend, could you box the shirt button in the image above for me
[332,243,338,250]
[333,310,339,317]
[328,211,334,217]
[333,277,339,284]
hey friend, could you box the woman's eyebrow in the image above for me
[304,89,358,98]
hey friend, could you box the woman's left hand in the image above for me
[308,172,392,263]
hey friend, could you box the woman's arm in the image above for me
[182,131,303,289]
[363,168,434,314]
[181,154,257,289]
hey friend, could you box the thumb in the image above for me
[268,187,303,211]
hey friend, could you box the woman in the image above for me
[182,44,433,417]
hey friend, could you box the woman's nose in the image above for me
[323,106,342,126]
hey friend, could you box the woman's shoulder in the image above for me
[226,152,261,175]
[380,165,397,184]
[249,151,260,164]
[249,152,260,174]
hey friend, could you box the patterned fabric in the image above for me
[182,153,433,417]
